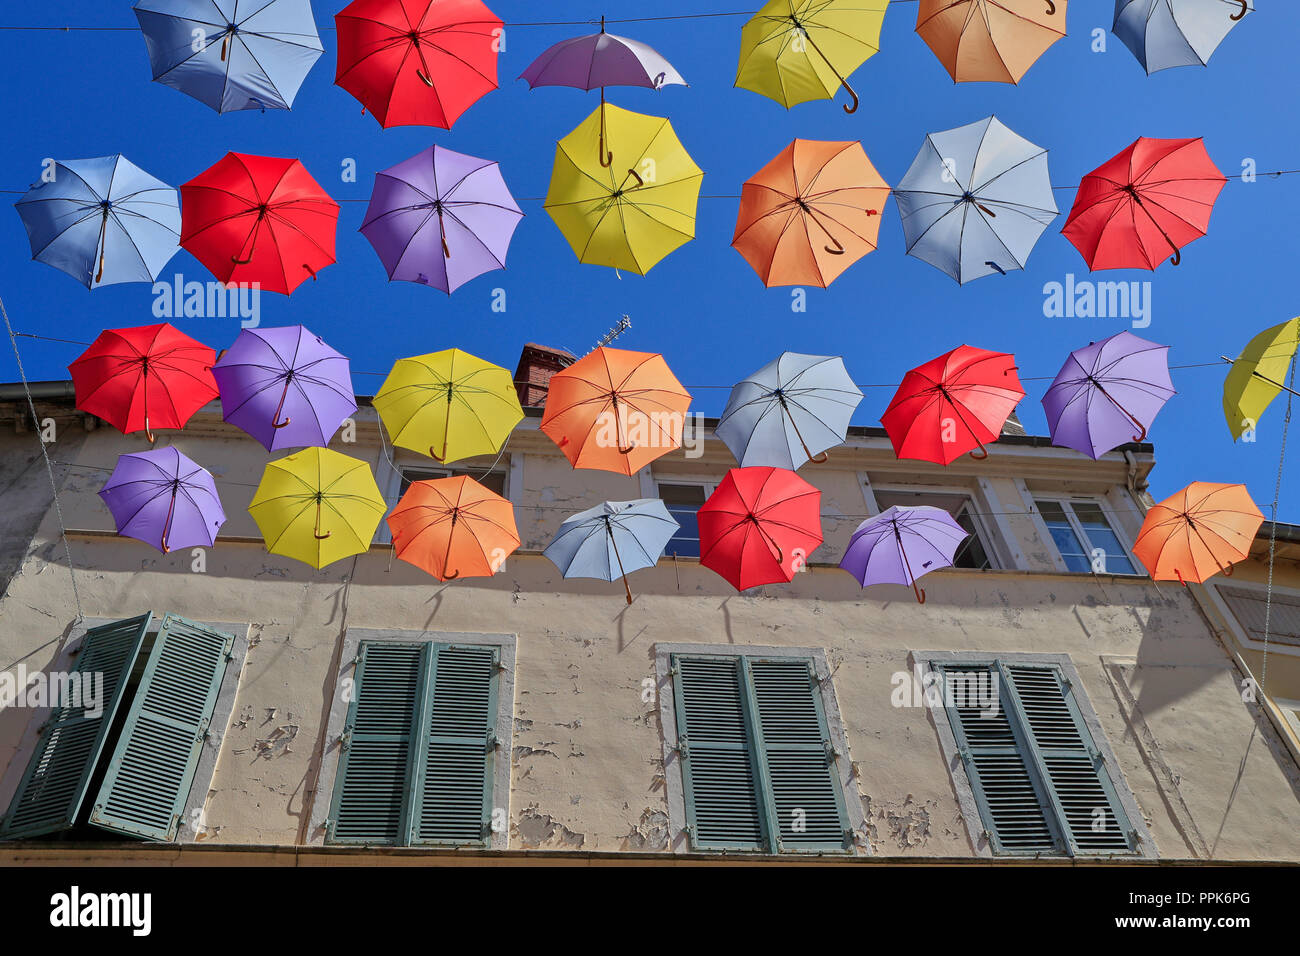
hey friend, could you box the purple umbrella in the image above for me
[99,446,225,553]
[1042,331,1175,460]
[839,505,969,604]
[519,17,686,167]
[212,325,356,452]
[359,146,523,295]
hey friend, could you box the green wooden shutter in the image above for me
[1002,664,1134,854]
[328,642,426,844]
[749,658,849,851]
[940,663,1060,855]
[672,655,765,851]
[411,644,498,846]
[89,614,234,841]
[0,614,150,840]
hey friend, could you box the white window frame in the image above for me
[651,475,718,561]
[1030,495,1141,577]
[865,481,1005,571]
[1202,579,1300,658]
[375,454,514,545]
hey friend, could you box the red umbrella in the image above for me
[180,153,339,296]
[697,467,823,591]
[335,0,503,129]
[1061,137,1227,271]
[882,345,1024,464]
[68,323,217,442]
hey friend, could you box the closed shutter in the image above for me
[0,614,150,840]
[89,615,234,841]
[749,659,848,850]
[411,645,498,846]
[1003,664,1134,854]
[329,643,425,844]
[672,655,765,851]
[941,664,1058,854]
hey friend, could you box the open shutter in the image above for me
[1003,664,1134,854]
[411,644,498,846]
[0,614,149,840]
[672,655,765,851]
[328,642,425,844]
[89,614,233,841]
[941,664,1059,855]
[749,658,849,851]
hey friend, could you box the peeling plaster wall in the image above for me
[0,411,1298,860]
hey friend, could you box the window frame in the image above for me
[916,650,1155,860]
[654,642,868,856]
[375,455,513,545]
[1203,580,1300,657]
[309,627,516,850]
[653,478,717,560]
[1031,496,1141,577]
[869,483,1002,571]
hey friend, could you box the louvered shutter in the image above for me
[328,643,425,844]
[0,614,149,840]
[1002,664,1134,854]
[89,615,233,841]
[411,644,498,846]
[941,664,1059,855]
[749,659,848,850]
[672,655,765,851]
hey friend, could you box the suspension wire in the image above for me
[1258,354,1296,697]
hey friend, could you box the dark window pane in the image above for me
[659,483,707,558]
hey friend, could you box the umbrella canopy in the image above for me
[916,0,1067,84]
[882,345,1025,464]
[839,505,970,603]
[894,116,1058,284]
[1114,0,1252,74]
[133,0,323,113]
[360,145,523,294]
[698,466,823,591]
[732,139,890,288]
[544,498,679,603]
[15,155,180,289]
[1133,482,1263,584]
[69,323,218,441]
[387,474,519,581]
[735,0,887,112]
[181,152,339,295]
[248,447,387,569]
[540,347,692,476]
[1222,317,1300,440]
[212,325,356,452]
[1042,331,1176,459]
[335,0,503,129]
[545,104,703,275]
[1061,137,1227,271]
[99,446,226,553]
[373,348,523,463]
[716,352,864,469]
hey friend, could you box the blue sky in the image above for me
[1,2,1297,515]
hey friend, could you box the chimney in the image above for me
[514,343,575,408]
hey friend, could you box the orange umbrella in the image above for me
[731,139,890,288]
[387,475,520,581]
[916,0,1067,85]
[1133,482,1263,585]
[541,347,691,476]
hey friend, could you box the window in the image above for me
[1216,585,1300,648]
[327,640,502,847]
[0,613,241,843]
[873,489,995,570]
[925,655,1149,858]
[1035,499,1136,575]
[398,466,506,500]
[657,482,711,558]
[662,650,856,854]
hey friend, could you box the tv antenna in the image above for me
[590,315,631,353]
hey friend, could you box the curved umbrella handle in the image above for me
[314,530,331,540]
[618,443,636,455]
[976,202,997,218]
[444,568,460,580]
[273,416,292,429]
[1222,563,1234,577]
[1132,422,1148,442]
[1231,0,1248,20]
[429,445,446,462]
[626,167,644,189]
[314,500,331,540]
[1045,0,1056,15]
[968,443,989,460]
[1176,568,1187,587]
[231,253,253,265]
[913,581,926,605]
[808,450,830,464]
[417,69,434,87]
[302,264,317,281]
[221,32,230,62]
[1170,248,1181,266]
[824,237,845,256]
[840,78,858,114]
[144,416,156,445]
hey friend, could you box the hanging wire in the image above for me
[1257,354,1296,697]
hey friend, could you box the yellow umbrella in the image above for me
[544,103,703,275]
[249,447,387,569]
[735,0,888,112]
[1222,317,1300,440]
[374,349,523,464]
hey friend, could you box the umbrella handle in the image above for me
[444,568,460,580]
[599,90,614,168]
[975,202,997,218]
[824,237,845,256]
[144,416,156,444]
[273,416,292,428]
[1231,0,1247,20]
[1132,422,1148,443]
[809,450,830,463]
[231,253,253,265]
[626,167,644,189]
[1045,0,1056,15]
[1176,568,1187,587]
[968,443,989,460]
[839,78,858,114]
[417,69,434,87]
[985,261,1007,276]
[913,581,926,605]
[1170,248,1181,266]
[314,500,331,540]
[1222,563,1234,577]
[303,264,317,280]
[221,32,230,61]
[618,444,636,455]
[429,445,445,462]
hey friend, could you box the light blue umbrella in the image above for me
[893,116,1057,285]
[544,499,679,603]
[14,155,180,289]
[1113,0,1252,75]
[716,352,863,470]
[133,0,323,113]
